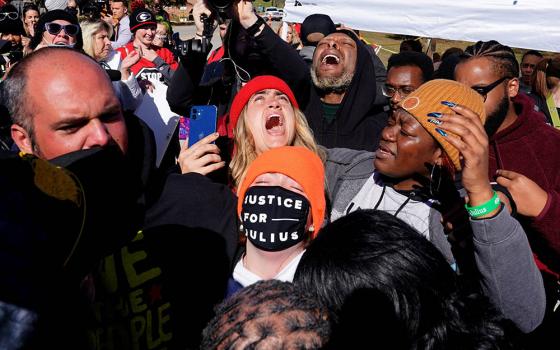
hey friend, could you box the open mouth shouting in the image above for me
[265,113,285,135]
[319,51,342,70]
[322,54,340,65]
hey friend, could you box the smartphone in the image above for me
[184,105,218,148]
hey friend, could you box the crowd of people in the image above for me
[0,0,559,349]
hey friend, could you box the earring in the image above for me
[239,224,244,231]
[308,225,315,233]
[429,163,442,197]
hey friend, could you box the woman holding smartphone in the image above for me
[177,75,321,188]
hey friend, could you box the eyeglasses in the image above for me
[0,12,19,21]
[471,77,509,101]
[45,22,80,36]
[382,84,416,98]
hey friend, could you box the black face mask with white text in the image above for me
[241,186,310,252]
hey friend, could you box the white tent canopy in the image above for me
[284,0,560,53]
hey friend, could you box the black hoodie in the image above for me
[302,29,388,151]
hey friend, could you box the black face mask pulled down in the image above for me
[241,186,310,252]
[49,145,144,276]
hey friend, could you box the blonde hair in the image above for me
[230,106,322,188]
[80,19,113,60]
[277,23,302,49]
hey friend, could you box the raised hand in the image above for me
[496,169,548,217]
[192,0,213,36]
[178,132,225,175]
[434,102,497,217]
[235,0,259,29]
[120,50,141,80]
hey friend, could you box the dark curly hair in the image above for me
[294,209,521,349]
[200,279,331,350]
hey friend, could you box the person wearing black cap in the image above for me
[115,7,177,85]
[28,9,83,51]
[298,13,336,67]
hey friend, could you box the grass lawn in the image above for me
[359,32,542,66]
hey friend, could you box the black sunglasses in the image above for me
[0,12,18,21]
[45,22,80,36]
[471,77,510,101]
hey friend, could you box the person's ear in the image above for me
[11,124,33,154]
[507,77,519,98]
[432,147,443,166]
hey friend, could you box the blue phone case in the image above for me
[186,105,218,147]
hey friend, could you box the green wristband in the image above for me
[465,191,501,218]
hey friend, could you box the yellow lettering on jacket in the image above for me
[129,289,147,314]
[122,247,161,289]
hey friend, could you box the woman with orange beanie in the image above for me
[226,146,326,296]
[325,79,545,333]
[177,75,321,188]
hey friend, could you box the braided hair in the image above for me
[460,40,519,79]
[201,280,330,350]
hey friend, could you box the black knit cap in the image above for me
[0,4,25,36]
[300,14,336,46]
[129,8,156,32]
[29,9,81,50]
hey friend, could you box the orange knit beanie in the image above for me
[237,146,325,238]
[400,79,486,171]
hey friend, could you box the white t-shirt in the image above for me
[332,173,436,239]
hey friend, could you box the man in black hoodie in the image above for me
[302,29,388,151]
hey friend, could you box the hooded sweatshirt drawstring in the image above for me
[491,139,505,171]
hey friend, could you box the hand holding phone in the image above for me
[177,132,224,175]
[177,105,225,176]
[186,105,218,147]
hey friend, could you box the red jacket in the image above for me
[488,93,560,277]
[116,42,179,76]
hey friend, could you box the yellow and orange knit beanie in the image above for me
[400,79,486,171]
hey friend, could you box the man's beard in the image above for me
[484,95,509,137]
[310,67,354,94]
